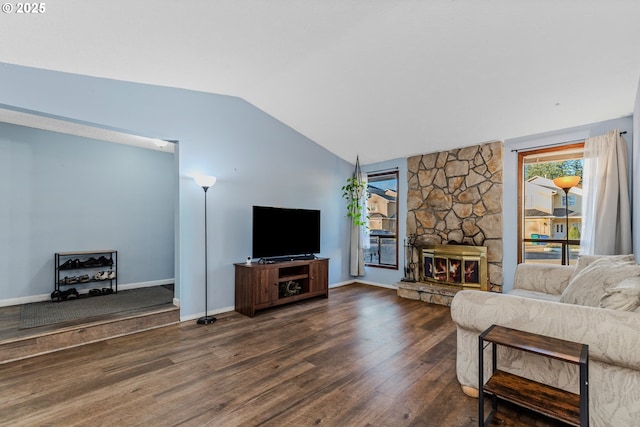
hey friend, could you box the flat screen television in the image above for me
[252,206,321,260]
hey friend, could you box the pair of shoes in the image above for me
[83,257,101,267]
[59,276,79,285]
[51,288,79,301]
[97,256,113,267]
[62,288,79,300]
[93,271,116,281]
[59,259,81,270]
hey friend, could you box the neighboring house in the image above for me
[524,176,582,240]
[367,186,397,234]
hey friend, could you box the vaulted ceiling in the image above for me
[1,0,639,164]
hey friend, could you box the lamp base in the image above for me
[196,315,217,325]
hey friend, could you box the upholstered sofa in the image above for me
[450,255,640,427]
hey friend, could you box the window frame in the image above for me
[517,142,584,265]
[365,170,399,270]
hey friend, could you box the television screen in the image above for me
[252,206,321,259]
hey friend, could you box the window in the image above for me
[365,171,398,269]
[518,143,583,266]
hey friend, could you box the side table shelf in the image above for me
[479,325,589,426]
[54,250,118,296]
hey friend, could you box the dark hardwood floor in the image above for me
[0,284,565,426]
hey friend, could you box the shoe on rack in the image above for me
[59,259,75,270]
[94,271,107,281]
[51,290,63,302]
[89,288,102,297]
[83,257,99,267]
[97,256,113,267]
[63,288,79,300]
[101,288,114,295]
[107,271,116,280]
[61,276,79,284]
[78,274,91,283]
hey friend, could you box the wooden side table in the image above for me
[479,324,589,426]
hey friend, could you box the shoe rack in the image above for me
[54,250,118,298]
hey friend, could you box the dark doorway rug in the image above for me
[20,286,175,329]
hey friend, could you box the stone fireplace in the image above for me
[398,141,503,305]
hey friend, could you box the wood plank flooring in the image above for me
[0,284,565,427]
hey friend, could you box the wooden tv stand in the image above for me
[234,258,329,317]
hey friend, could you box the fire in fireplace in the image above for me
[421,244,488,290]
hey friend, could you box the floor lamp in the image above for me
[194,174,217,325]
[553,176,580,266]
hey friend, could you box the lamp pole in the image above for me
[562,187,570,266]
[194,175,217,325]
[553,176,580,266]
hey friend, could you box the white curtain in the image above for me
[580,130,632,255]
[349,160,369,277]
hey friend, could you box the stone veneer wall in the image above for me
[407,141,504,292]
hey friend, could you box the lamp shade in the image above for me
[194,174,217,189]
[553,175,580,190]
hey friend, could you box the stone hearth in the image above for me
[397,282,461,306]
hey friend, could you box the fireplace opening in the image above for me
[421,244,488,291]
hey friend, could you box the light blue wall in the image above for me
[360,157,407,286]
[0,123,175,300]
[0,62,353,319]
[503,116,634,291]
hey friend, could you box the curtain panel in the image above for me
[580,130,632,255]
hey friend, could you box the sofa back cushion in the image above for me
[568,254,636,283]
[561,257,640,307]
[599,276,640,311]
[513,264,575,295]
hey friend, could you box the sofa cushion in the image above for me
[599,276,640,311]
[560,257,640,307]
[508,288,562,302]
[568,254,636,283]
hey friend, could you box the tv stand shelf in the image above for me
[234,258,328,317]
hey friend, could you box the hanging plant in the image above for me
[341,157,369,227]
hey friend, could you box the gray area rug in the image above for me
[20,286,174,329]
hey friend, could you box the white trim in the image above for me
[329,280,356,288]
[117,279,174,291]
[354,280,398,290]
[0,278,175,307]
[180,305,235,322]
[329,280,398,290]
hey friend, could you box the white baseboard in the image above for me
[329,280,356,288]
[180,305,234,322]
[347,280,398,290]
[0,278,176,307]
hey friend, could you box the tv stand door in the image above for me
[310,259,329,295]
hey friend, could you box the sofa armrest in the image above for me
[513,263,575,295]
[451,290,640,370]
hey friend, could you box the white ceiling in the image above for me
[1,0,639,164]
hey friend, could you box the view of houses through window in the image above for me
[520,144,584,265]
[365,171,398,268]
